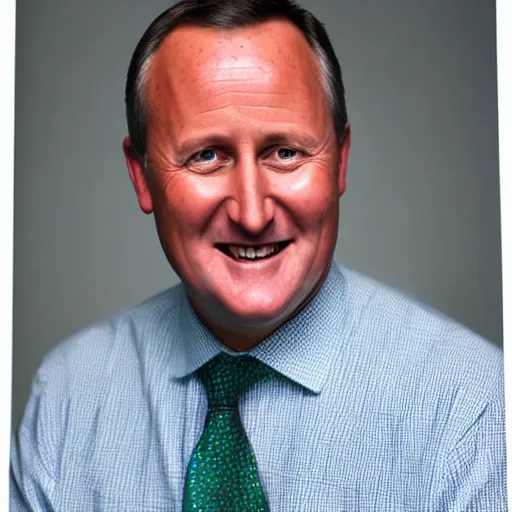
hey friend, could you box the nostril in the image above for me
[225,195,274,235]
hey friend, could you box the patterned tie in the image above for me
[183,352,272,512]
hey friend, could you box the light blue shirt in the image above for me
[10,261,507,511]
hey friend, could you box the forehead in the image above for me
[153,18,320,71]
[144,19,328,131]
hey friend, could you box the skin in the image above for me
[123,19,351,351]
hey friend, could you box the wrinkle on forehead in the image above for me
[149,20,323,95]
[207,57,271,81]
[145,19,330,149]
[195,103,302,117]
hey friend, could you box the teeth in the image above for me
[226,244,280,260]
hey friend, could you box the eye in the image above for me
[190,148,217,163]
[185,147,231,173]
[276,147,297,159]
[263,146,306,171]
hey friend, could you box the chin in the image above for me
[218,289,301,328]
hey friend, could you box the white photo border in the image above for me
[0,0,15,507]
[496,0,511,503]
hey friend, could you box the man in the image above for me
[10,0,506,510]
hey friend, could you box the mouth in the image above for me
[215,240,292,262]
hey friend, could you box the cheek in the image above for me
[275,165,338,226]
[150,171,234,252]
[151,172,228,232]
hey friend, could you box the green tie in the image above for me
[183,353,272,512]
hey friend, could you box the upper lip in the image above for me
[215,240,291,247]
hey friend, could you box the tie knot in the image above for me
[197,353,272,410]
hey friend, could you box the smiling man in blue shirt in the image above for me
[10,0,507,510]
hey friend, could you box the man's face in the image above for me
[124,19,350,344]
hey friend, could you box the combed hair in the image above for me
[125,0,348,158]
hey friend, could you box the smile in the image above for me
[215,241,291,261]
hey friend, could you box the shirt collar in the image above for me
[171,260,353,394]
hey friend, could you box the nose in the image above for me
[226,156,274,235]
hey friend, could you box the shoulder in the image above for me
[337,265,503,411]
[337,267,505,491]
[12,285,186,502]
[341,265,502,367]
[26,283,185,412]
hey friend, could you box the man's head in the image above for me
[123,0,351,350]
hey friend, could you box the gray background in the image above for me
[12,0,502,428]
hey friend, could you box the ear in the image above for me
[122,136,154,214]
[337,124,351,197]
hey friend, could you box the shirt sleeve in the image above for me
[432,396,508,511]
[10,350,69,511]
